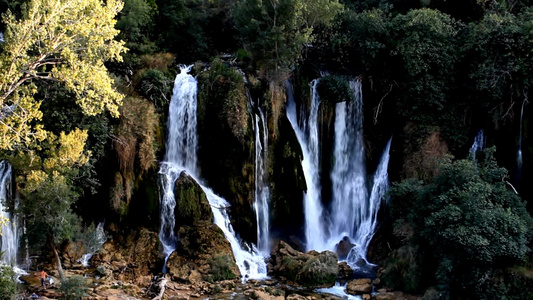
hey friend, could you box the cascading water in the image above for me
[517,99,527,172]
[253,108,270,254]
[0,161,19,267]
[158,66,198,272]
[79,221,107,267]
[469,130,485,162]
[286,79,392,271]
[345,138,391,267]
[286,80,327,251]
[329,81,367,248]
[160,66,267,279]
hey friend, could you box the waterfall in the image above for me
[329,81,367,247]
[286,80,327,251]
[79,221,106,267]
[0,161,20,267]
[254,108,270,254]
[345,138,391,267]
[469,130,485,162]
[285,79,392,271]
[158,66,198,272]
[160,66,267,279]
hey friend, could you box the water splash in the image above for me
[78,221,107,267]
[254,108,270,254]
[160,66,267,279]
[286,80,327,251]
[316,282,362,300]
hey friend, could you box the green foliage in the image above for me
[116,0,158,54]
[233,0,343,80]
[207,254,237,282]
[0,0,126,150]
[58,275,89,300]
[387,148,533,298]
[316,75,354,106]
[138,69,172,110]
[0,265,16,300]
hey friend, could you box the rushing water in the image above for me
[253,108,270,254]
[79,221,107,267]
[517,99,527,172]
[0,161,19,267]
[286,80,327,251]
[286,79,392,270]
[159,66,267,279]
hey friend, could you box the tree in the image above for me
[233,0,343,80]
[0,0,126,150]
[387,148,533,298]
[0,265,16,300]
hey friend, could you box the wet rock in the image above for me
[269,241,338,287]
[335,236,355,260]
[345,278,372,295]
[61,241,86,267]
[338,261,353,279]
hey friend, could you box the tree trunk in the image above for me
[48,235,65,280]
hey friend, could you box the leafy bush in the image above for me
[138,69,172,110]
[0,265,16,300]
[207,254,237,282]
[59,275,89,300]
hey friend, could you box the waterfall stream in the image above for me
[79,221,107,267]
[286,80,328,251]
[159,66,267,279]
[470,130,485,163]
[286,79,392,271]
[254,108,270,254]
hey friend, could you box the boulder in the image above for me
[167,221,240,282]
[338,262,353,279]
[173,172,213,228]
[269,241,338,288]
[346,278,372,295]
[335,236,355,260]
[61,241,86,267]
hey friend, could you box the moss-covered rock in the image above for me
[269,241,338,288]
[173,172,213,227]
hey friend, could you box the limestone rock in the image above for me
[346,278,372,295]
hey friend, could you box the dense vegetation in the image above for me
[0,0,531,299]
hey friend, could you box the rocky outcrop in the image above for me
[61,241,86,268]
[268,241,338,287]
[91,228,163,286]
[346,278,372,295]
[166,221,239,283]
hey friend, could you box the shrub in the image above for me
[207,254,237,282]
[59,275,89,300]
[0,265,16,300]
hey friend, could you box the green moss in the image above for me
[207,254,238,282]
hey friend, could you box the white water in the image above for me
[469,130,485,162]
[253,108,270,254]
[286,80,327,251]
[286,80,392,270]
[316,282,362,300]
[0,161,20,267]
[159,66,198,272]
[160,66,267,280]
[79,221,106,267]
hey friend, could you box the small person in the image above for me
[31,292,39,298]
[39,269,48,289]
